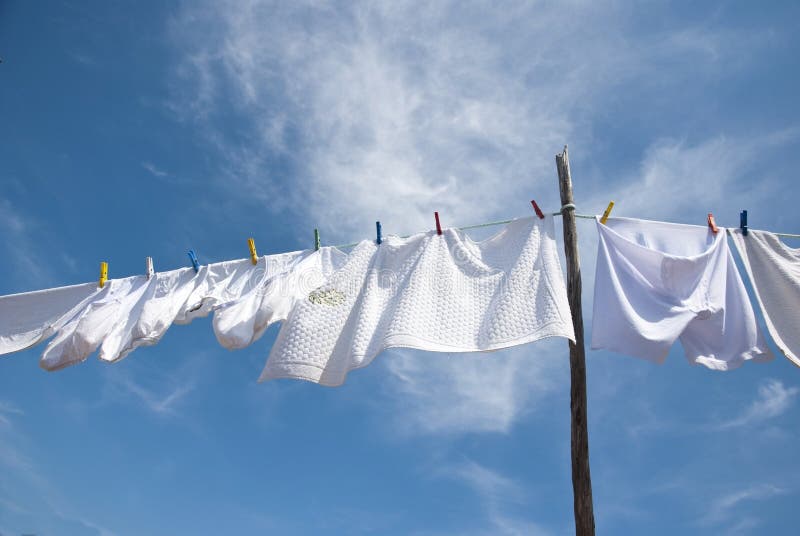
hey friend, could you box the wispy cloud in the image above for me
[438,458,551,536]
[141,161,170,178]
[167,1,773,242]
[0,400,24,426]
[105,371,195,417]
[718,379,799,429]
[379,339,566,436]
[700,483,788,528]
[586,130,799,224]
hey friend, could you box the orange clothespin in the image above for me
[99,262,108,288]
[600,201,615,225]
[707,213,719,234]
[530,200,545,219]
[247,238,258,265]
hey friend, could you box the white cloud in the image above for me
[379,339,567,436]
[167,1,771,243]
[718,379,799,429]
[105,371,195,417]
[141,161,169,178]
[584,130,799,226]
[438,458,552,536]
[700,483,787,527]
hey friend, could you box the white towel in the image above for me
[730,228,800,367]
[592,217,771,370]
[261,215,575,386]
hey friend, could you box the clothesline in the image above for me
[329,209,800,250]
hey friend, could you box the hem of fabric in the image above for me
[728,231,800,370]
[260,324,575,387]
[690,346,773,371]
[589,343,672,365]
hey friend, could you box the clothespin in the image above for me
[707,213,719,234]
[530,200,545,219]
[740,210,748,236]
[600,201,615,225]
[314,228,320,251]
[247,238,258,265]
[99,261,108,288]
[434,211,442,235]
[187,250,200,273]
[145,257,154,279]
[376,221,382,245]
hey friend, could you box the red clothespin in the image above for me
[434,211,442,235]
[707,213,719,234]
[530,200,545,219]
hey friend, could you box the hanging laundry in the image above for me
[730,229,800,367]
[0,282,98,356]
[591,217,772,370]
[95,267,199,363]
[37,252,308,370]
[213,247,347,350]
[40,275,150,370]
[174,255,298,325]
[261,216,575,386]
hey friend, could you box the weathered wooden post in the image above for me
[555,145,595,535]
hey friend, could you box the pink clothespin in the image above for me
[434,211,442,235]
[707,213,719,234]
[530,200,545,219]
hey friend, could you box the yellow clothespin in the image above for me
[600,201,615,225]
[247,237,258,265]
[99,261,108,288]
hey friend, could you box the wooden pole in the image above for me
[555,145,595,535]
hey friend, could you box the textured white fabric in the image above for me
[213,248,347,349]
[592,217,772,370]
[730,229,800,367]
[0,282,98,355]
[262,215,575,386]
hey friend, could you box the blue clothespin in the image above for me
[187,250,200,273]
[376,221,382,245]
[314,229,320,251]
[740,210,748,236]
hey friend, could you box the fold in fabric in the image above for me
[212,248,347,349]
[261,215,575,386]
[0,282,98,356]
[34,251,307,370]
[730,229,800,367]
[592,216,772,370]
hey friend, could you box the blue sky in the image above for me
[1,1,800,534]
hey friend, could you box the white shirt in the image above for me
[262,215,575,386]
[730,228,800,367]
[591,216,772,370]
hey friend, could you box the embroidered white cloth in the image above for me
[0,282,98,356]
[213,248,346,350]
[592,217,772,370]
[261,215,575,386]
[730,228,800,367]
